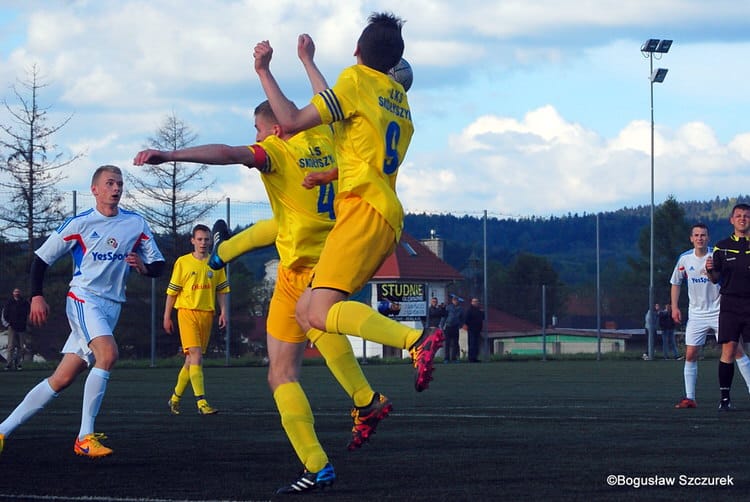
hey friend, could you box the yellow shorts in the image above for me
[312,195,397,294]
[177,309,214,353]
[267,263,313,344]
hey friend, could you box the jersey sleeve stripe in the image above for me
[318,89,344,122]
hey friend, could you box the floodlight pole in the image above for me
[648,50,656,361]
[641,38,671,361]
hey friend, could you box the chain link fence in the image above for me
[0,191,273,365]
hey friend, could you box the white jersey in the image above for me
[35,207,164,303]
[670,248,719,321]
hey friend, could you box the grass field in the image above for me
[1,357,749,501]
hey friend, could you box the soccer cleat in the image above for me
[197,399,218,415]
[348,392,392,451]
[74,433,113,458]
[168,397,181,415]
[674,397,697,409]
[409,327,444,392]
[275,463,336,494]
[209,219,230,270]
[718,398,732,411]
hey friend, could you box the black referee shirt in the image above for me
[712,235,750,298]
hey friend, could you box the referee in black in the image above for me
[706,203,750,410]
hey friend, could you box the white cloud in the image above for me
[3,1,750,219]
[400,105,750,216]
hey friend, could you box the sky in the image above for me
[1,0,750,219]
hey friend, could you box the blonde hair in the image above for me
[91,165,122,185]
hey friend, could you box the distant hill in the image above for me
[404,195,750,285]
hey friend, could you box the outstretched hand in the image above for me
[133,149,169,166]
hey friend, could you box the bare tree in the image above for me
[126,112,219,255]
[0,65,82,263]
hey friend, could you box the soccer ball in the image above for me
[388,58,413,92]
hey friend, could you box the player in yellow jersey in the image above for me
[134,35,390,495]
[254,13,444,400]
[164,224,229,415]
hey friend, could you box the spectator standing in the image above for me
[464,298,484,363]
[427,297,446,329]
[659,304,680,360]
[3,288,30,371]
[443,296,464,363]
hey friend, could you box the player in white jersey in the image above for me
[0,165,165,459]
[670,223,750,408]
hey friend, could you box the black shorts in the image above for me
[718,295,750,344]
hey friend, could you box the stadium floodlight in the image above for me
[650,68,668,83]
[641,39,660,53]
[641,38,673,361]
[655,39,672,53]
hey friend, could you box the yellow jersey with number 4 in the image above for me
[253,125,337,269]
[312,64,413,240]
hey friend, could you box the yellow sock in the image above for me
[188,364,206,397]
[273,382,328,473]
[308,328,374,408]
[219,218,278,263]
[173,366,190,399]
[326,301,422,349]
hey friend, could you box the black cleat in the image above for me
[275,463,336,494]
[209,219,230,270]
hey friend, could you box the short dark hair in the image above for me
[192,224,210,237]
[357,12,405,73]
[691,223,708,233]
[732,203,750,215]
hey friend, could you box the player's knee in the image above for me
[294,304,313,332]
[95,348,119,370]
[267,368,297,391]
[307,310,327,332]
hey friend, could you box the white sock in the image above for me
[684,361,698,400]
[735,355,750,394]
[78,367,110,440]
[0,379,58,437]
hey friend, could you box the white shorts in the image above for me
[61,290,121,366]
[684,316,718,347]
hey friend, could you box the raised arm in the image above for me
[253,40,323,134]
[297,34,328,94]
[133,144,256,168]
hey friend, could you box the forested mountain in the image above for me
[403,196,750,329]
[404,195,750,285]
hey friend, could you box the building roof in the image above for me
[373,232,464,281]
[485,306,541,334]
